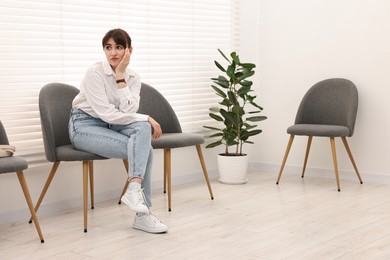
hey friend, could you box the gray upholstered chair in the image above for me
[276,78,363,191]
[0,121,44,243]
[34,82,127,233]
[118,83,214,211]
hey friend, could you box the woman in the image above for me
[69,28,168,234]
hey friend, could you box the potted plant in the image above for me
[204,49,267,184]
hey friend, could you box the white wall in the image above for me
[251,0,390,181]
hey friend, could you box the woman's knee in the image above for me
[137,121,152,132]
[132,122,152,138]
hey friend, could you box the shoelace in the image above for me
[147,213,163,224]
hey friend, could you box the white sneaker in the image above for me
[133,213,168,234]
[121,187,150,214]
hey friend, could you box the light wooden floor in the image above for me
[1,171,390,259]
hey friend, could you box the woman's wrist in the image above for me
[116,73,125,80]
[117,81,127,89]
[115,74,126,88]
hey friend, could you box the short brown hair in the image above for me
[102,28,131,48]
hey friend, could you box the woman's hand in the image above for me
[116,48,131,76]
[148,116,162,140]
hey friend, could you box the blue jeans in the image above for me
[68,108,153,207]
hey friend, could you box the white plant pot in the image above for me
[217,154,249,184]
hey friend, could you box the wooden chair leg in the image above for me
[82,160,89,233]
[122,159,129,173]
[196,144,214,200]
[330,137,341,192]
[163,149,168,194]
[301,136,312,178]
[164,148,172,211]
[29,161,60,223]
[276,134,295,184]
[341,137,363,184]
[17,171,45,243]
[89,161,94,209]
[118,160,130,204]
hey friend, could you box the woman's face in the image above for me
[103,38,126,71]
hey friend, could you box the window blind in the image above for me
[0,0,239,166]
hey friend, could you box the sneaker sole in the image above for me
[133,224,168,234]
[121,196,150,214]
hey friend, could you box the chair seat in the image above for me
[287,124,350,137]
[56,145,107,161]
[152,133,204,149]
[0,156,28,174]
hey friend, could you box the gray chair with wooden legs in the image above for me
[33,82,127,233]
[276,78,363,191]
[0,121,44,243]
[118,83,214,211]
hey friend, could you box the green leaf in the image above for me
[227,91,238,105]
[234,71,243,78]
[214,60,226,72]
[226,64,236,79]
[241,129,262,139]
[209,133,224,138]
[231,52,240,64]
[246,94,255,102]
[239,80,253,87]
[249,101,263,110]
[237,70,255,82]
[226,138,238,146]
[218,49,231,63]
[232,105,244,116]
[203,126,222,131]
[246,116,267,122]
[243,123,257,130]
[237,85,251,96]
[214,81,229,89]
[209,106,221,112]
[240,63,256,69]
[220,109,235,124]
[211,85,227,98]
[213,76,230,88]
[209,113,224,121]
[206,140,223,148]
[220,98,232,107]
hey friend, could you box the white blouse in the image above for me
[72,60,148,125]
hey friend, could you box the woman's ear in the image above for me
[128,46,133,55]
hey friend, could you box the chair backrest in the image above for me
[0,121,9,145]
[138,83,182,134]
[294,78,358,136]
[39,83,80,161]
